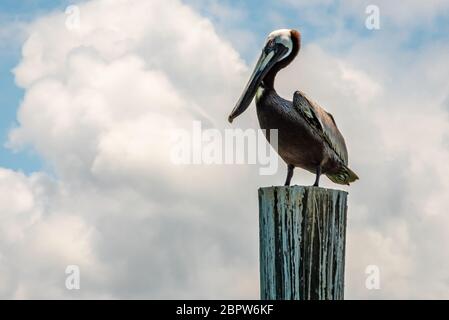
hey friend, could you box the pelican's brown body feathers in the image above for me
[256,87,358,185]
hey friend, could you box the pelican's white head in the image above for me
[228,29,301,123]
[266,29,294,61]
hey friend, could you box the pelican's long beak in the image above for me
[228,42,288,123]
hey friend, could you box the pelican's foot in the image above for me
[284,164,295,186]
[313,166,321,187]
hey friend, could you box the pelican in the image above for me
[228,29,358,186]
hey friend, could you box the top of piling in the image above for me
[258,185,348,195]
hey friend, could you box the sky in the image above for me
[0,0,449,299]
[0,0,75,172]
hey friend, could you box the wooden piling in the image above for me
[258,186,348,300]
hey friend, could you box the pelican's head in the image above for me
[228,29,300,123]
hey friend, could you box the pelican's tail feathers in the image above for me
[326,165,359,186]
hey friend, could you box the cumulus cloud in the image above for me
[274,26,449,298]
[259,0,449,298]
[1,0,260,299]
[2,0,449,299]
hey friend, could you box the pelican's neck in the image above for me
[262,68,279,90]
[256,86,265,103]
[256,70,282,105]
[262,53,298,91]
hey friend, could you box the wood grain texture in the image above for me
[259,186,348,300]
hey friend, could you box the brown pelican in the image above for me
[228,29,358,186]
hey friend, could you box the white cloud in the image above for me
[2,0,260,299]
[271,27,449,298]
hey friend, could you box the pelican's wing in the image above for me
[293,90,348,164]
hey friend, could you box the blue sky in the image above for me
[0,0,73,173]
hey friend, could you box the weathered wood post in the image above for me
[258,186,348,300]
